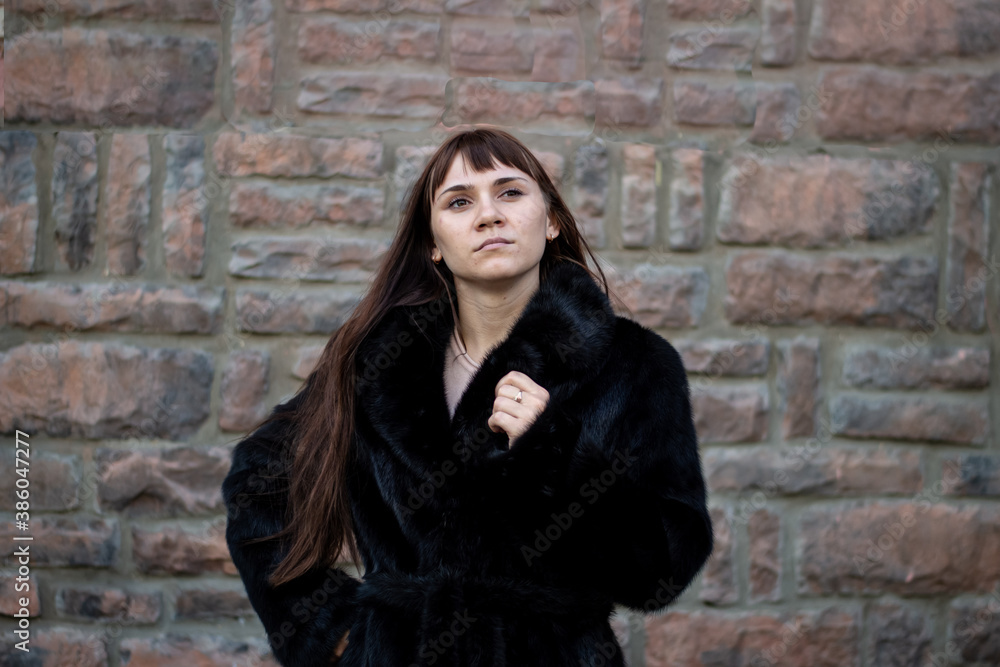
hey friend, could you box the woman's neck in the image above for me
[453,270,540,365]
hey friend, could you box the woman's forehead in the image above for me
[437,154,530,191]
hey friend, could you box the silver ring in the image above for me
[514,390,523,403]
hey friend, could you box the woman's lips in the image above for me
[477,241,512,251]
[476,236,513,252]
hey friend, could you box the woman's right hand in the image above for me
[332,629,349,662]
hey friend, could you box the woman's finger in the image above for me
[494,370,541,396]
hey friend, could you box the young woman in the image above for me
[222,127,714,666]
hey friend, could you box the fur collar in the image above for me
[354,261,617,469]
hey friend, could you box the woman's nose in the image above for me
[475,197,504,226]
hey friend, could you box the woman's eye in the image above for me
[447,189,523,209]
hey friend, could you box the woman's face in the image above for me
[429,153,559,285]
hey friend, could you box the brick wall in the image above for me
[1,0,998,665]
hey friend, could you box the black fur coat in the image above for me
[222,260,714,667]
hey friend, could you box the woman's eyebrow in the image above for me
[435,176,528,203]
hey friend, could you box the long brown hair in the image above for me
[241,126,621,587]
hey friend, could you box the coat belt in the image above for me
[354,566,614,666]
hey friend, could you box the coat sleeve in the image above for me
[221,384,362,667]
[502,324,714,613]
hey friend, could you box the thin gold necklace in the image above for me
[454,320,481,368]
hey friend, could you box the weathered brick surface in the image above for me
[866,602,933,667]
[614,265,709,329]
[699,506,736,605]
[163,133,208,278]
[213,133,383,179]
[298,16,440,64]
[817,67,1000,143]
[646,607,859,667]
[808,0,1000,65]
[949,595,1000,664]
[11,0,221,21]
[0,628,108,667]
[776,337,820,439]
[665,0,751,21]
[748,82,801,143]
[673,80,755,127]
[0,341,213,440]
[55,587,162,623]
[725,252,939,329]
[6,28,218,127]
[286,0,388,10]
[573,143,609,248]
[0,573,41,617]
[534,150,565,187]
[449,78,595,132]
[229,236,388,282]
[292,344,325,379]
[718,154,939,247]
[232,0,275,114]
[691,385,769,444]
[218,350,270,432]
[0,281,224,334]
[236,288,362,334]
[842,343,990,390]
[760,0,796,65]
[600,0,644,67]
[1,517,119,567]
[620,143,656,247]
[667,28,758,72]
[445,0,527,17]
[530,19,584,82]
[830,393,989,445]
[95,446,232,516]
[674,338,768,377]
[595,77,663,129]
[946,162,993,331]
[174,587,254,620]
[667,147,705,250]
[105,133,151,276]
[299,71,448,118]
[0,131,39,275]
[392,145,438,209]
[799,503,1000,596]
[0,450,81,511]
[52,131,98,272]
[229,181,385,228]
[942,455,1000,497]
[451,17,533,73]
[119,635,278,666]
[704,446,923,496]
[132,520,236,576]
[748,510,781,602]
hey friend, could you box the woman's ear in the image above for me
[546,215,559,241]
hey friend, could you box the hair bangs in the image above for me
[425,131,550,209]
